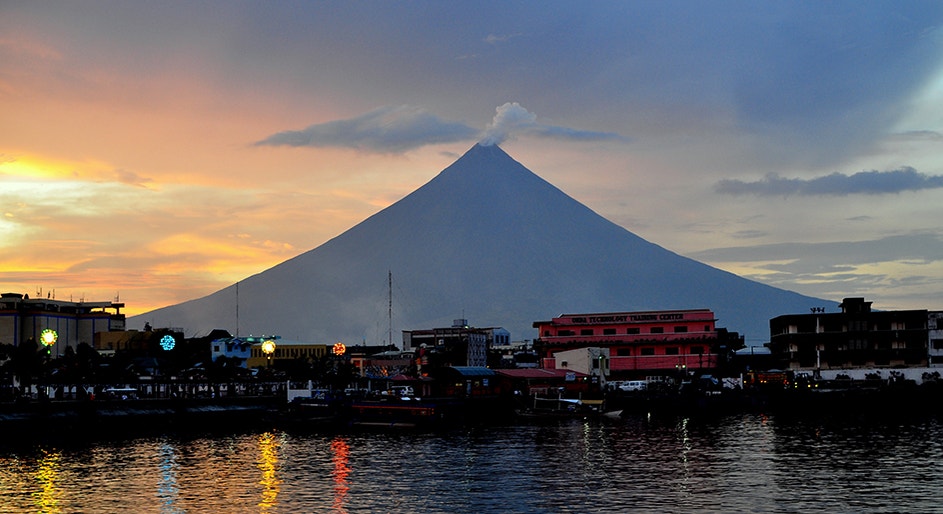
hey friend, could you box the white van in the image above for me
[619,381,647,392]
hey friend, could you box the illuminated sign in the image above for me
[160,335,176,351]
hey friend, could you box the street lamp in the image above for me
[40,328,58,356]
[262,339,276,368]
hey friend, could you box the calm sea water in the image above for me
[3,410,943,513]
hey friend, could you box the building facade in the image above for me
[0,292,126,356]
[533,309,743,379]
[767,297,929,371]
[403,319,504,369]
[246,339,328,368]
[930,311,943,367]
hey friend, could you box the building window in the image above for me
[691,346,704,354]
[581,329,594,336]
[640,347,655,356]
[603,328,616,335]
[627,328,640,335]
[933,339,943,350]
[704,325,710,332]
[665,347,679,355]
[650,327,664,334]
[849,320,868,331]
[559,330,575,336]
[674,326,688,333]
[616,348,631,356]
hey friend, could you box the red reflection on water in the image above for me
[331,437,351,513]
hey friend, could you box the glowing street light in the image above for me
[40,329,58,355]
[262,339,276,368]
[40,328,58,347]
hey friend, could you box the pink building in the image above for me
[533,309,743,379]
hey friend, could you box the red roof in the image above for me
[494,369,588,379]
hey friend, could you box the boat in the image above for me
[347,394,453,429]
[515,396,607,419]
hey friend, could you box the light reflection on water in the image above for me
[3,412,943,513]
[256,432,281,512]
[331,438,351,513]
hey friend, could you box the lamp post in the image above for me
[40,328,58,357]
[262,339,276,369]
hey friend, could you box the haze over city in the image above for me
[3,2,943,319]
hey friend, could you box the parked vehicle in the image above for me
[619,381,647,392]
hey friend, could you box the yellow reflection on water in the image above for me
[34,449,62,513]
[331,437,351,513]
[257,432,281,512]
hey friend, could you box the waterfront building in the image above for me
[490,340,539,369]
[494,368,593,397]
[403,319,507,369]
[767,297,929,371]
[533,309,743,380]
[553,347,609,385]
[344,346,413,379]
[210,336,257,367]
[428,366,501,398]
[930,311,943,367]
[247,339,328,369]
[0,292,125,356]
[95,327,185,356]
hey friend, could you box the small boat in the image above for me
[347,395,449,429]
[515,396,606,419]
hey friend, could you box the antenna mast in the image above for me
[388,270,394,349]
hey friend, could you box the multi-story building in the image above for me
[767,297,929,371]
[403,319,507,369]
[0,292,126,356]
[929,312,943,367]
[533,309,743,380]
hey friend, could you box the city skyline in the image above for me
[2,2,943,317]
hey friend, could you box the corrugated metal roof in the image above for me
[449,366,497,377]
[494,369,588,379]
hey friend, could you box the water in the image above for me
[3,411,943,513]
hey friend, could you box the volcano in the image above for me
[131,144,826,345]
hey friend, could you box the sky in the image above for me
[2,1,943,320]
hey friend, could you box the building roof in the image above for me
[449,366,497,377]
[494,368,588,379]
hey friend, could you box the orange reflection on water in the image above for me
[331,437,351,513]
[257,432,282,512]
[34,449,62,513]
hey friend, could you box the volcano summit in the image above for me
[132,144,826,345]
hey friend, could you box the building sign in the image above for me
[558,310,711,325]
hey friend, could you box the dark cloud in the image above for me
[715,167,943,197]
[688,233,943,303]
[890,130,943,142]
[690,233,943,268]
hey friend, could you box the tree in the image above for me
[11,338,42,397]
